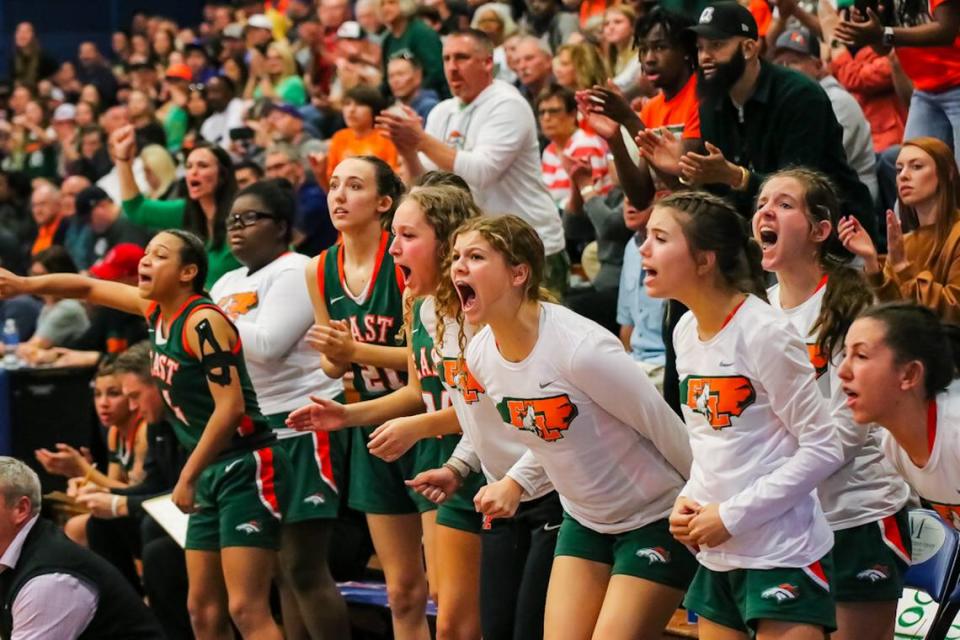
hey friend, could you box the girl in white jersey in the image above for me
[448,214,696,640]
[754,169,912,640]
[290,182,486,640]
[840,303,960,530]
[641,191,845,639]
[399,175,563,640]
[209,179,349,638]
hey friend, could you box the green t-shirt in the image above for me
[318,231,407,400]
[122,194,241,289]
[163,106,188,155]
[382,19,448,99]
[253,76,307,107]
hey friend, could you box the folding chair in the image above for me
[903,509,960,640]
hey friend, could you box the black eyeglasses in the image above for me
[226,211,276,230]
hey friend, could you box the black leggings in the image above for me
[480,491,563,640]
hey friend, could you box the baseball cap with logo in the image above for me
[688,2,759,40]
[90,244,145,282]
[774,28,820,58]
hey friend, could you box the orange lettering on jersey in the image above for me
[217,291,259,319]
[440,358,485,403]
[930,502,960,530]
[497,395,579,442]
[680,376,757,430]
[807,344,829,379]
[348,315,397,344]
[416,347,437,378]
[150,352,181,386]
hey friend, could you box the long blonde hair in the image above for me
[140,144,178,199]
[604,4,638,75]
[267,41,298,79]
[398,185,482,340]
[556,42,608,90]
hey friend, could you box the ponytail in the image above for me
[815,263,872,359]
[859,302,960,398]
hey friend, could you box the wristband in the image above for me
[110,494,120,517]
[579,184,596,199]
[443,457,471,480]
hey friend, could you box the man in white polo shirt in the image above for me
[377,29,569,297]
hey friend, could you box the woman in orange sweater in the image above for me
[840,136,960,323]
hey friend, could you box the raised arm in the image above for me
[0,269,147,316]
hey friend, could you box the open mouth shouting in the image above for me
[455,280,478,315]
[186,178,205,198]
[137,266,154,291]
[757,225,778,252]
[397,264,412,285]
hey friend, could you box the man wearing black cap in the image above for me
[266,102,325,160]
[75,186,149,267]
[656,2,875,233]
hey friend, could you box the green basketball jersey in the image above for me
[411,298,448,413]
[147,295,272,454]
[411,298,486,504]
[317,232,407,401]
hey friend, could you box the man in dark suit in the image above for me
[0,457,162,639]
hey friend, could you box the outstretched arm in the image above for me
[0,269,147,316]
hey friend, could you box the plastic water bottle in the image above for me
[3,319,19,369]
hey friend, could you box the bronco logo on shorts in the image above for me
[440,358,485,404]
[761,584,799,602]
[856,565,890,582]
[636,547,671,564]
[497,395,579,442]
[680,376,756,429]
[236,520,262,534]
[303,493,325,506]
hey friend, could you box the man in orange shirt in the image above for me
[577,6,700,212]
[29,183,68,257]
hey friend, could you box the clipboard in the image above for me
[142,494,188,548]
